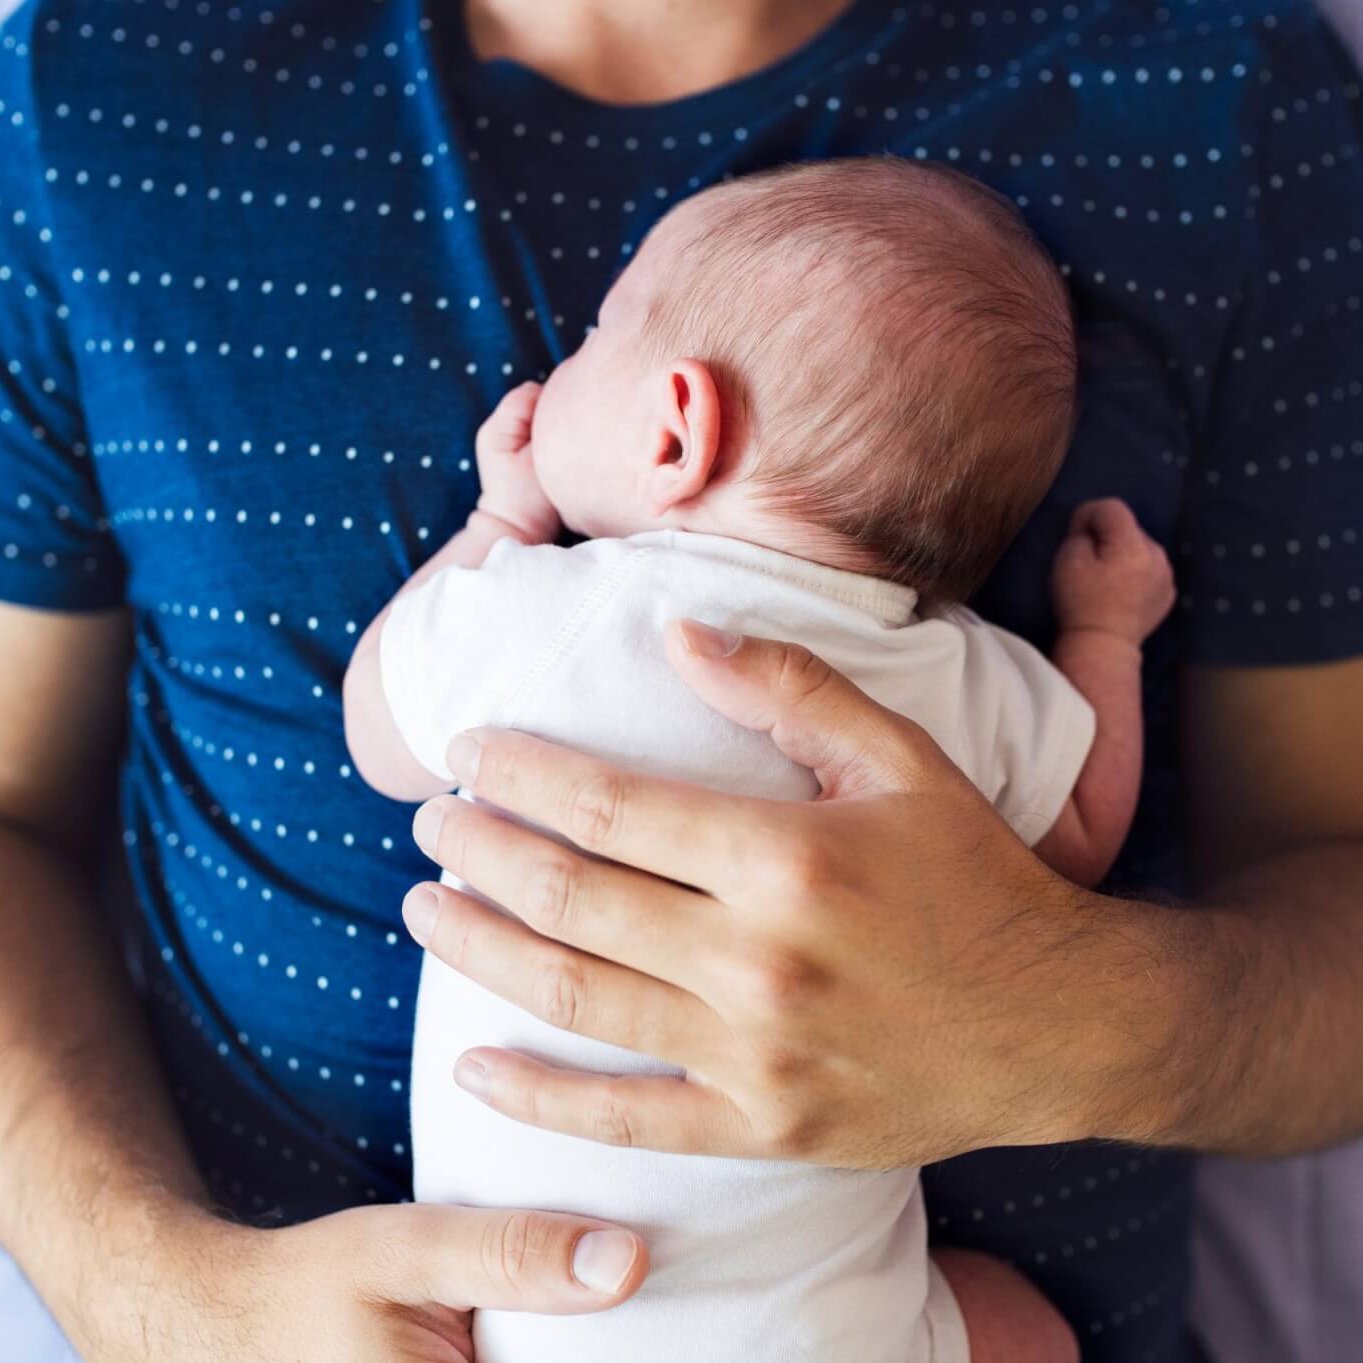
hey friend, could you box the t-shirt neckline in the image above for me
[442,0,899,133]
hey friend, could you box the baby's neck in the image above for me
[661,495,880,580]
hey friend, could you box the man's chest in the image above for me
[40,2,1240,647]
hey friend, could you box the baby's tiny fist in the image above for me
[476,382,542,459]
[471,382,561,543]
[1050,499,1175,645]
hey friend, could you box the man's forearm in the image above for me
[0,822,215,1357]
[1099,838,1363,1156]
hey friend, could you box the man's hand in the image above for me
[474,382,560,544]
[400,621,1201,1170]
[1051,497,1175,647]
[72,1202,646,1363]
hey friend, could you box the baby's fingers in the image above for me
[1051,534,1098,579]
[1068,497,1139,545]
[499,380,543,418]
[477,382,543,456]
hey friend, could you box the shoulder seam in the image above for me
[493,544,649,728]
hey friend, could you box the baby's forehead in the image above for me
[612,188,765,317]
[631,191,731,274]
[600,228,682,324]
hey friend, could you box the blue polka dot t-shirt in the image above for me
[1,2,1361,1360]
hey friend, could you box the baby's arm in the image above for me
[1033,499,1176,888]
[343,382,558,801]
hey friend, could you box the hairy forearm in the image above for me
[1091,838,1363,1155]
[0,822,215,1356]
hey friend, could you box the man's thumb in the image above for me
[664,619,941,797]
[364,1204,648,1314]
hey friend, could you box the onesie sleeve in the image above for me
[954,613,1097,847]
[379,537,626,782]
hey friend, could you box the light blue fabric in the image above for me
[0,1251,78,1363]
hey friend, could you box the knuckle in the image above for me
[747,943,824,1017]
[589,1084,639,1147]
[776,833,837,901]
[532,958,587,1032]
[439,813,472,877]
[483,1211,551,1289]
[562,769,628,852]
[483,746,524,808]
[435,897,475,969]
[774,643,834,705]
[525,855,580,935]
[512,1072,548,1128]
[746,837,797,902]
[766,1105,825,1159]
[743,1076,824,1159]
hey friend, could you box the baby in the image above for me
[344,157,1175,1363]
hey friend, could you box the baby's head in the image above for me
[531,156,1077,602]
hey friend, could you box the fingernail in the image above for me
[678,619,741,658]
[446,733,482,787]
[572,1230,638,1296]
[402,886,440,947]
[412,801,444,856]
[454,1055,491,1101]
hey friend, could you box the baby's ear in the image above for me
[646,358,723,514]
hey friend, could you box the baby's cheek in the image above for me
[533,441,579,518]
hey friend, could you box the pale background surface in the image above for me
[0,0,1360,1358]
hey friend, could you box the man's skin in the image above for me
[1,2,1362,1360]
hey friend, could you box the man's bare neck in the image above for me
[463,0,855,105]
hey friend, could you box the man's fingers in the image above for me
[442,728,761,893]
[452,1048,747,1157]
[663,620,942,798]
[404,882,720,1064]
[411,798,725,991]
[359,1202,648,1313]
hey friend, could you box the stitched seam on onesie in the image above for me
[493,546,651,727]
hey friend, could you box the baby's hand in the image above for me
[474,381,560,543]
[1050,498,1176,646]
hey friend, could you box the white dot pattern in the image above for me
[1,3,1361,1358]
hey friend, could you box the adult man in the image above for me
[0,2,1360,1359]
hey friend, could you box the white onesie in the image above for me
[381,529,1095,1363]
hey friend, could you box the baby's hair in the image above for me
[638,156,1078,602]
